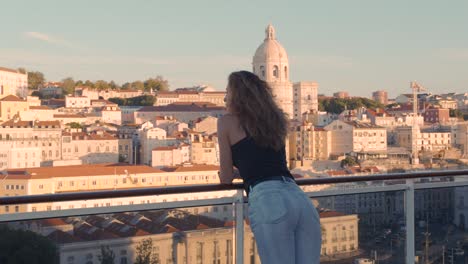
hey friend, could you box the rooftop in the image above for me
[2,163,163,179]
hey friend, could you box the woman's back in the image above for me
[222,114,293,192]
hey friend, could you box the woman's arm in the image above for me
[217,115,234,184]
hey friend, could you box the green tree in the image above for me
[84,80,95,88]
[109,80,119,90]
[98,245,115,264]
[28,71,45,90]
[318,97,384,114]
[0,225,59,264]
[131,81,145,91]
[62,77,75,95]
[31,90,43,99]
[144,76,169,92]
[126,95,155,106]
[108,97,127,106]
[341,156,358,168]
[121,82,131,90]
[449,109,464,119]
[67,122,82,129]
[135,238,159,264]
[95,80,110,91]
[75,80,84,87]
[17,67,26,74]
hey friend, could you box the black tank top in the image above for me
[231,128,293,193]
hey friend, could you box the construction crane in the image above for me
[410,81,426,165]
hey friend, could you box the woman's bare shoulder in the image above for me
[218,113,239,126]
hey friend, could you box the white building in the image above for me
[193,116,218,135]
[65,96,91,108]
[293,82,319,120]
[138,122,179,165]
[0,120,62,167]
[324,120,387,155]
[0,66,28,98]
[253,24,320,119]
[151,145,190,168]
[61,130,120,164]
[252,24,295,118]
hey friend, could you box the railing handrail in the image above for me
[0,169,467,206]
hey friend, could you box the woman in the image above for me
[217,71,322,264]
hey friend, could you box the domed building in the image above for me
[252,24,318,120]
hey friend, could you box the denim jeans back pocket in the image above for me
[249,191,288,224]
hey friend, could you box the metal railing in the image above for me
[1,169,468,264]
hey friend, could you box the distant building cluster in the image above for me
[1,23,468,264]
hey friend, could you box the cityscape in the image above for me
[1,2,468,264]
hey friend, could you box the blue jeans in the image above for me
[248,176,322,264]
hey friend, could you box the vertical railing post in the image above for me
[405,179,415,264]
[234,189,245,264]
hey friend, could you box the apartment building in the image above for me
[0,120,62,166]
[134,102,225,125]
[152,145,190,167]
[0,163,236,218]
[188,132,219,165]
[155,90,226,107]
[423,107,450,124]
[396,126,452,151]
[292,81,319,120]
[0,66,27,98]
[138,122,179,165]
[61,130,119,164]
[324,120,387,155]
[65,96,91,108]
[0,95,29,121]
[193,116,218,135]
[289,121,331,168]
[320,211,359,257]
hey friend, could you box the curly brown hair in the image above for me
[227,71,289,151]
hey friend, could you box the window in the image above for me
[260,66,265,77]
[273,65,279,78]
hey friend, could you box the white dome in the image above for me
[253,24,289,64]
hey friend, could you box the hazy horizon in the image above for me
[1,0,467,98]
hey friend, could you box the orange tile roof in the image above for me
[1,120,30,127]
[0,66,23,74]
[135,229,151,236]
[319,211,346,218]
[4,164,163,179]
[153,146,178,151]
[196,223,209,230]
[160,164,220,172]
[326,170,348,176]
[65,131,117,140]
[30,106,52,110]
[53,114,85,118]
[138,102,225,112]
[0,120,60,128]
[40,218,68,227]
[0,95,26,102]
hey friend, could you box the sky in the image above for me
[1,0,467,98]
